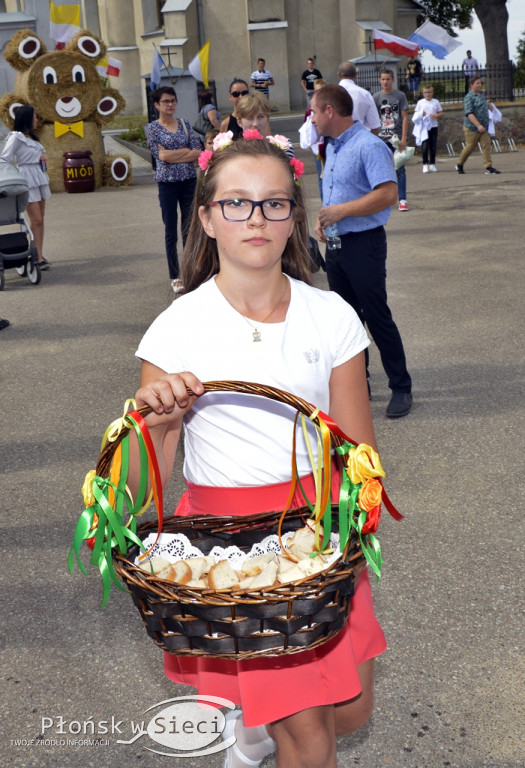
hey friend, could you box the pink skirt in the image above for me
[164,471,387,727]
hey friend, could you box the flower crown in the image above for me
[198,130,305,183]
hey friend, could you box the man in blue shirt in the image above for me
[311,84,412,418]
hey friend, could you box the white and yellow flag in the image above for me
[188,40,210,89]
[50,2,81,46]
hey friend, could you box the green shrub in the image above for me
[119,125,147,147]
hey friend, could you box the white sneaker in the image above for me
[398,200,408,212]
[422,164,429,173]
[429,164,437,172]
[222,710,275,768]
[170,279,184,294]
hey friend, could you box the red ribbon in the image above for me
[126,410,165,546]
[316,409,403,522]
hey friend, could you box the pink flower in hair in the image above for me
[198,149,214,172]
[267,134,290,151]
[243,129,264,140]
[213,131,234,151]
[289,157,305,180]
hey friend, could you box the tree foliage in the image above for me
[517,30,525,66]
[416,1,476,35]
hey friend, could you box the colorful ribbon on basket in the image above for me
[277,407,403,579]
[68,402,164,606]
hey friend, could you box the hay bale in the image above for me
[102,154,133,187]
[39,123,104,193]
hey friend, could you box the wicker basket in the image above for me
[105,382,368,660]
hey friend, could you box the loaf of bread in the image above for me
[208,559,240,590]
[241,552,276,577]
[171,560,192,584]
[286,524,322,559]
[139,556,175,581]
[248,560,278,589]
[136,525,329,590]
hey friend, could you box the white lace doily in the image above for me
[134,530,342,571]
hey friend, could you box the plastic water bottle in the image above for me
[325,223,341,251]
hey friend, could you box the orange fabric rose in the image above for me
[358,478,383,512]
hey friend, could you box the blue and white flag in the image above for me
[150,49,164,90]
[409,20,462,59]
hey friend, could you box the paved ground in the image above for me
[1,137,524,768]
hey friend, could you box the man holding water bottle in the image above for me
[312,84,412,418]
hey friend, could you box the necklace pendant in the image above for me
[252,328,262,342]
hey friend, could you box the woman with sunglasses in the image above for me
[145,86,202,293]
[220,78,250,139]
[132,134,386,768]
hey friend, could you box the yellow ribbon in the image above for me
[54,120,84,138]
[100,399,137,450]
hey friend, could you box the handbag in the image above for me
[192,109,213,136]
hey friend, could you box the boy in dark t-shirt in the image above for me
[406,55,423,101]
[301,58,323,105]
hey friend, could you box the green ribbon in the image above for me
[68,426,152,606]
[336,442,383,579]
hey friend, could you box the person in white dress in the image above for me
[0,105,51,269]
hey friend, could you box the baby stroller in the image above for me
[0,158,41,290]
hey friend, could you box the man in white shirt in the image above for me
[462,50,479,95]
[337,61,380,133]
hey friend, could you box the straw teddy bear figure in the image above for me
[0,28,130,192]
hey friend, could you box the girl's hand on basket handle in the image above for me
[135,364,205,427]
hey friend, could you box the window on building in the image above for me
[142,0,164,33]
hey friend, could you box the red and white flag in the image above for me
[373,29,419,57]
[107,57,122,77]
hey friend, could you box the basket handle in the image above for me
[96,380,349,476]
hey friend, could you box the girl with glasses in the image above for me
[132,135,385,768]
[145,86,202,293]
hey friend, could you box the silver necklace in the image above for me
[216,278,289,342]
[241,315,266,342]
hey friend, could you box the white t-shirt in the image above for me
[463,56,479,75]
[136,276,369,486]
[338,79,381,131]
[414,97,443,128]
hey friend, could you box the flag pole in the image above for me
[153,42,183,87]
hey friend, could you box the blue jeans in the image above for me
[396,165,406,201]
[157,179,196,279]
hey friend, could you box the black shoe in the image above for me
[39,258,50,271]
[484,166,501,174]
[455,164,465,174]
[386,392,412,418]
[0,318,9,331]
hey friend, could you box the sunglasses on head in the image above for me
[231,90,249,98]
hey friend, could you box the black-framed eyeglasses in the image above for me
[159,99,176,104]
[208,198,296,221]
[230,90,249,98]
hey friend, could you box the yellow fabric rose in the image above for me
[81,469,96,507]
[346,444,385,485]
